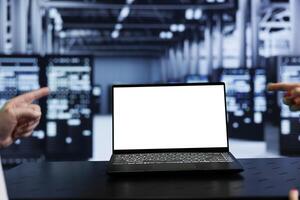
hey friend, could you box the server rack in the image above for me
[0,55,45,164]
[43,55,94,160]
[272,56,300,155]
[216,68,266,140]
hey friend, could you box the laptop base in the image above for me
[108,152,243,174]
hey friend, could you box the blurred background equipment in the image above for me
[44,55,93,160]
[1,0,300,162]
[0,55,44,164]
[266,56,300,156]
[0,55,94,163]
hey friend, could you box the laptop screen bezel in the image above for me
[112,82,229,154]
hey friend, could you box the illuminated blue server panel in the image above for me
[44,56,93,160]
[185,74,209,83]
[218,68,266,140]
[253,68,267,133]
[0,56,45,164]
[276,56,300,155]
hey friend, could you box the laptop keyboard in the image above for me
[113,152,233,165]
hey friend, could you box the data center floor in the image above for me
[91,116,281,161]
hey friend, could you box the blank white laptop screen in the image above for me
[113,84,228,150]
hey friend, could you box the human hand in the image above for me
[0,87,49,148]
[289,188,299,200]
[267,83,300,111]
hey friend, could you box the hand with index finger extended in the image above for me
[267,83,300,112]
[267,83,300,92]
[9,87,50,106]
[0,87,50,148]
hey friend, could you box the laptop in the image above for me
[108,83,243,174]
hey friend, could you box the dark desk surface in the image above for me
[4,158,300,199]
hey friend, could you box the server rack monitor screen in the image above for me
[218,68,265,139]
[220,69,251,116]
[0,55,94,162]
[253,68,267,124]
[0,56,45,162]
[274,56,300,155]
[45,56,93,159]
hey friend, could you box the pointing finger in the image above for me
[267,83,300,91]
[11,87,50,105]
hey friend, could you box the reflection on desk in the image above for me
[4,158,300,199]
